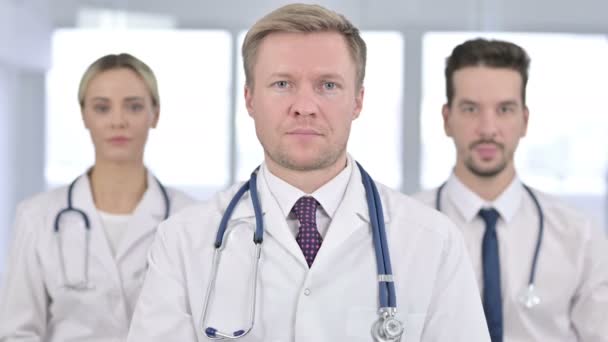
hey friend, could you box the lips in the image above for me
[287,128,322,135]
[108,136,131,144]
[471,141,502,159]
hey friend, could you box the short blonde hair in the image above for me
[242,3,366,89]
[78,53,159,108]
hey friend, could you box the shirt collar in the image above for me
[446,173,523,225]
[261,155,353,219]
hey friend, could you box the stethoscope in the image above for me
[53,175,170,290]
[201,163,405,341]
[435,181,544,309]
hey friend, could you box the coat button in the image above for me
[303,288,311,296]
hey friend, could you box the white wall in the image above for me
[50,0,608,33]
[0,0,50,281]
[0,63,18,278]
[0,65,47,280]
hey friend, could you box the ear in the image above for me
[81,108,90,129]
[244,84,254,118]
[442,103,452,137]
[352,86,364,120]
[150,106,160,128]
[521,105,529,137]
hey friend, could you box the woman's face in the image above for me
[81,68,159,165]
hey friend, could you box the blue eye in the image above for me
[274,81,289,88]
[323,82,337,90]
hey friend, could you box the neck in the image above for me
[89,160,147,214]
[265,155,348,194]
[453,163,516,201]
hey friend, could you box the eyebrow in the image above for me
[457,99,520,107]
[267,72,346,82]
[89,96,145,102]
[267,72,292,80]
[497,100,519,107]
[317,73,345,82]
[457,99,478,106]
[123,96,145,102]
[90,97,109,102]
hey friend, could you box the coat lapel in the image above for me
[69,174,122,285]
[115,171,167,261]
[313,164,392,268]
[225,178,309,268]
[258,175,309,267]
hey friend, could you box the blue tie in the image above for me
[479,208,503,342]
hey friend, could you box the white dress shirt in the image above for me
[414,174,608,342]
[262,160,351,238]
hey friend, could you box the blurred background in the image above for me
[1,0,607,281]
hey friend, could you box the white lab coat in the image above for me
[0,171,195,342]
[127,163,491,342]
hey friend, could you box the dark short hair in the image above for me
[445,38,530,105]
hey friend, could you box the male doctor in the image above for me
[414,38,608,341]
[127,4,490,341]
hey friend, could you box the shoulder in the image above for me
[533,188,585,220]
[16,186,68,217]
[527,187,597,237]
[376,183,461,243]
[156,182,249,242]
[163,186,198,212]
[11,186,70,241]
[409,187,440,208]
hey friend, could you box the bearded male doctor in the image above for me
[127,4,490,342]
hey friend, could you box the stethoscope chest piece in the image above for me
[518,284,541,309]
[372,307,404,342]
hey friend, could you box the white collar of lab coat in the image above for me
[72,169,168,220]
[446,173,523,225]
[261,155,352,220]
[225,156,388,224]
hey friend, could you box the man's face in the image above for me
[245,31,364,173]
[443,66,529,178]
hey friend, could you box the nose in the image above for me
[290,86,318,117]
[477,108,498,139]
[109,108,128,128]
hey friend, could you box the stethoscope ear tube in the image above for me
[357,162,396,309]
[214,182,250,249]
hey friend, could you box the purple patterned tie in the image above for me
[292,196,322,267]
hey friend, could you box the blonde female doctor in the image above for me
[0,53,194,341]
